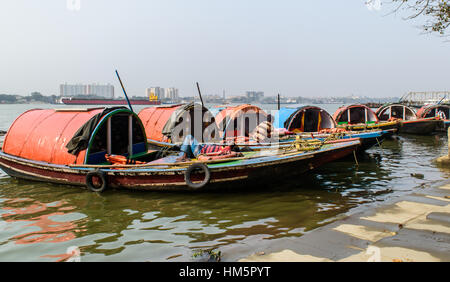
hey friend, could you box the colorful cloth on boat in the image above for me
[180,135,225,158]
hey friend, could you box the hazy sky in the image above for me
[0,0,449,98]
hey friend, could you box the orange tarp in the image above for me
[214,104,268,138]
[2,108,104,165]
[138,105,181,142]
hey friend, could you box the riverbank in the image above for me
[239,181,450,262]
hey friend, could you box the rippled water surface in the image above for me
[0,103,449,261]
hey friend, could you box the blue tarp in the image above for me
[272,108,298,129]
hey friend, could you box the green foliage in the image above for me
[392,0,450,35]
[0,92,57,104]
[0,94,17,103]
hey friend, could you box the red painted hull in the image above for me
[399,118,442,134]
[61,98,161,105]
[0,141,360,191]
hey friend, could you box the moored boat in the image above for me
[138,102,220,143]
[416,104,450,132]
[0,107,361,192]
[273,106,336,133]
[375,103,442,135]
[273,105,392,152]
[213,104,270,141]
[333,104,399,131]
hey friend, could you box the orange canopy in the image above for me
[214,104,269,138]
[2,108,148,165]
[138,103,219,143]
[2,108,103,165]
[333,104,379,124]
[138,105,181,142]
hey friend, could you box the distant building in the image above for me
[164,88,179,100]
[146,87,165,100]
[60,83,114,98]
[87,84,114,98]
[245,91,264,102]
[146,87,179,101]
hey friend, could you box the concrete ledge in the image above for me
[239,183,450,262]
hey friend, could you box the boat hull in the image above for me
[398,119,442,135]
[436,120,450,132]
[0,141,360,191]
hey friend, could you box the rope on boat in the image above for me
[376,137,382,149]
[283,132,345,153]
[353,150,359,167]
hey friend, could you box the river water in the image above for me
[0,103,449,261]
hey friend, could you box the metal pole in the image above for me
[196,82,205,107]
[115,70,134,113]
[277,94,280,110]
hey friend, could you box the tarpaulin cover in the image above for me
[2,108,105,165]
[333,104,379,124]
[279,106,336,132]
[138,102,218,143]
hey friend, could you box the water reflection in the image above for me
[0,134,448,261]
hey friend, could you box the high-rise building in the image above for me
[60,83,86,97]
[146,87,165,99]
[87,83,114,98]
[164,88,179,100]
[146,87,179,101]
[60,83,114,98]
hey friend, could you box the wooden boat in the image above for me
[138,102,220,143]
[273,106,392,151]
[0,107,361,192]
[144,105,389,153]
[273,106,336,133]
[333,104,399,131]
[416,104,450,132]
[375,103,442,135]
[213,104,270,139]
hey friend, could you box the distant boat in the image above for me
[416,104,450,132]
[61,97,161,105]
[376,103,442,135]
[333,104,399,131]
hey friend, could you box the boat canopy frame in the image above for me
[334,105,379,125]
[376,104,416,121]
[84,108,148,164]
[283,106,336,132]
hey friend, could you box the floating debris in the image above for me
[411,173,425,179]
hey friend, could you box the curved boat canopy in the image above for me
[138,102,219,143]
[376,104,416,121]
[333,104,379,125]
[2,107,148,165]
[276,106,336,132]
[214,104,269,139]
[416,104,450,120]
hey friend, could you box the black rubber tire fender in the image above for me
[184,163,211,190]
[86,170,108,193]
